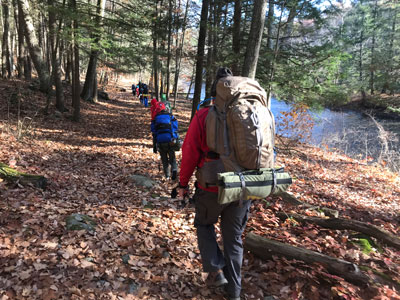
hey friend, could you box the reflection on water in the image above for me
[271,98,400,172]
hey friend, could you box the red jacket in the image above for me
[179,107,218,193]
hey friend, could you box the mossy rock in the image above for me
[129,174,156,189]
[66,213,97,231]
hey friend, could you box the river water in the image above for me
[271,98,400,172]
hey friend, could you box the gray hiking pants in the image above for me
[158,142,177,178]
[193,188,251,298]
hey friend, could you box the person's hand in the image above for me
[171,184,188,199]
[177,185,189,199]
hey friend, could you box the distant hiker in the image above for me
[151,98,165,121]
[150,98,158,119]
[174,68,276,300]
[132,84,136,97]
[139,82,144,104]
[161,93,172,113]
[143,84,149,107]
[151,103,180,180]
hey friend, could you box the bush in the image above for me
[321,87,350,108]
[276,103,315,146]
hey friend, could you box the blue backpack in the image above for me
[151,111,178,144]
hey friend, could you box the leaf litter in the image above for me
[0,79,399,299]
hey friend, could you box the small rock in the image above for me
[129,174,156,188]
[65,213,96,231]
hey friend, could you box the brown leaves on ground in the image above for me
[0,79,399,300]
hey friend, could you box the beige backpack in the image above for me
[195,76,275,187]
[206,76,275,173]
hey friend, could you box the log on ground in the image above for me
[0,163,47,189]
[244,232,370,285]
[274,191,339,218]
[276,212,400,251]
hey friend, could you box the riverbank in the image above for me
[335,94,400,120]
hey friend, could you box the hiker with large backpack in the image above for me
[151,103,180,180]
[174,68,289,300]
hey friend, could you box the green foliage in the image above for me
[353,237,373,254]
[319,86,350,108]
[338,1,400,95]
[387,106,400,114]
[350,234,382,255]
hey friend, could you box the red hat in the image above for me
[151,102,166,120]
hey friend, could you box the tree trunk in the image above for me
[242,0,267,79]
[172,0,190,108]
[81,54,98,102]
[369,0,378,95]
[191,0,209,119]
[18,0,52,93]
[276,212,400,251]
[265,0,274,77]
[0,163,47,189]
[81,0,106,102]
[2,0,12,78]
[205,0,214,99]
[65,48,72,83]
[382,6,397,94]
[245,232,370,285]
[48,0,66,112]
[152,1,160,100]
[265,4,284,106]
[231,0,241,75]
[359,0,365,96]
[71,0,80,121]
[186,65,195,100]
[165,0,173,102]
[12,0,23,78]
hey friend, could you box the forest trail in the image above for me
[0,85,215,299]
[1,80,400,299]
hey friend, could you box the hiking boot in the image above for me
[171,170,177,181]
[205,270,228,287]
[164,168,170,179]
[224,284,240,300]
